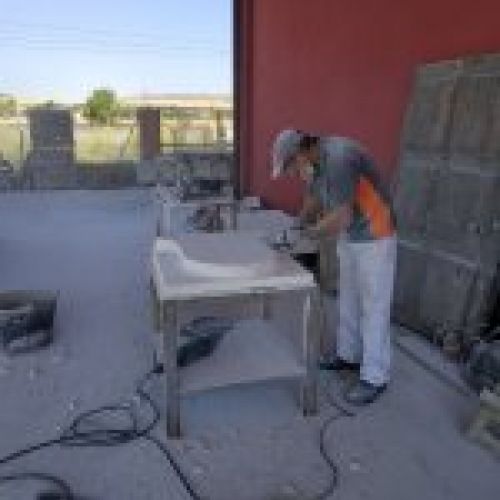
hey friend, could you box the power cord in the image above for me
[1,362,359,500]
[0,472,74,500]
[0,363,200,500]
[313,384,356,500]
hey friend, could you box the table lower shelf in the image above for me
[157,319,307,395]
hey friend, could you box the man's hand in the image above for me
[309,203,352,238]
[303,224,325,240]
[299,195,321,226]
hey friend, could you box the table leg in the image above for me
[161,300,181,438]
[156,200,164,237]
[229,203,238,230]
[318,238,337,357]
[301,289,319,416]
[318,238,329,291]
[260,294,272,322]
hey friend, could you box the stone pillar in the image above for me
[137,107,161,161]
[26,107,75,189]
[28,108,74,161]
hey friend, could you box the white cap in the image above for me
[271,129,301,178]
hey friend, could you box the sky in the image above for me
[0,0,232,102]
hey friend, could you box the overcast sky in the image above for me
[0,0,232,102]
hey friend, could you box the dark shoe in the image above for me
[344,380,387,406]
[318,356,360,372]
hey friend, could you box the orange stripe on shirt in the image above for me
[355,176,394,238]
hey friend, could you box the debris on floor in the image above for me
[467,386,500,458]
[0,290,58,355]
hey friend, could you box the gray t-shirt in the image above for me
[308,137,396,241]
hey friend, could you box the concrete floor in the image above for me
[0,190,498,500]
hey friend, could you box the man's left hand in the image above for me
[303,224,325,240]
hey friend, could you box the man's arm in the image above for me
[298,194,321,226]
[310,202,352,238]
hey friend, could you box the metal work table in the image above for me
[151,232,320,438]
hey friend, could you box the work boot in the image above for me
[344,380,387,406]
[318,356,360,372]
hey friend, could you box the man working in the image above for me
[272,130,397,405]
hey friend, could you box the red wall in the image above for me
[240,0,500,212]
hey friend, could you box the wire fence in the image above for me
[0,106,233,167]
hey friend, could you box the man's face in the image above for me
[285,152,314,182]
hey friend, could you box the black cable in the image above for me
[0,439,62,468]
[1,363,361,500]
[0,365,199,500]
[144,435,201,500]
[0,472,74,500]
[314,330,478,500]
[312,386,357,500]
[313,413,341,500]
[324,391,355,418]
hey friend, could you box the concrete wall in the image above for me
[239,0,500,212]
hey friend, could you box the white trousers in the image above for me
[336,236,397,385]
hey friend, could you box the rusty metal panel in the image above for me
[418,251,478,338]
[402,66,458,154]
[480,173,500,271]
[392,241,426,330]
[463,272,494,337]
[426,168,482,262]
[395,54,500,343]
[394,155,438,242]
[449,77,500,160]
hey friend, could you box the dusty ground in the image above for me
[0,190,498,500]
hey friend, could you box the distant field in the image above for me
[0,123,28,167]
[75,125,139,162]
[0,122,139,164]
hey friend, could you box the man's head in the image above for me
[271,129,320,181]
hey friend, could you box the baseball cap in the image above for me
[271,129,302,178]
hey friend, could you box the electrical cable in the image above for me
[1,361,363,500]
[312,384,357,500]
[0,364,200,500]
[313,413,342,500]
[0,34,230,57]
[314,325,483,500]
[0,472,74,500]
[0,20,229,48]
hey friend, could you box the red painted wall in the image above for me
[240,0,500,212]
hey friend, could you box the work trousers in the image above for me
[336,235,397,386]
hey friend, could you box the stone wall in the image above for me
[75,162,137,189]
[137,149,233,186]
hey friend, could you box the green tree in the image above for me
[0,96,17,117]
[83,88,118,125]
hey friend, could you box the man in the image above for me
[272,129,397,405]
